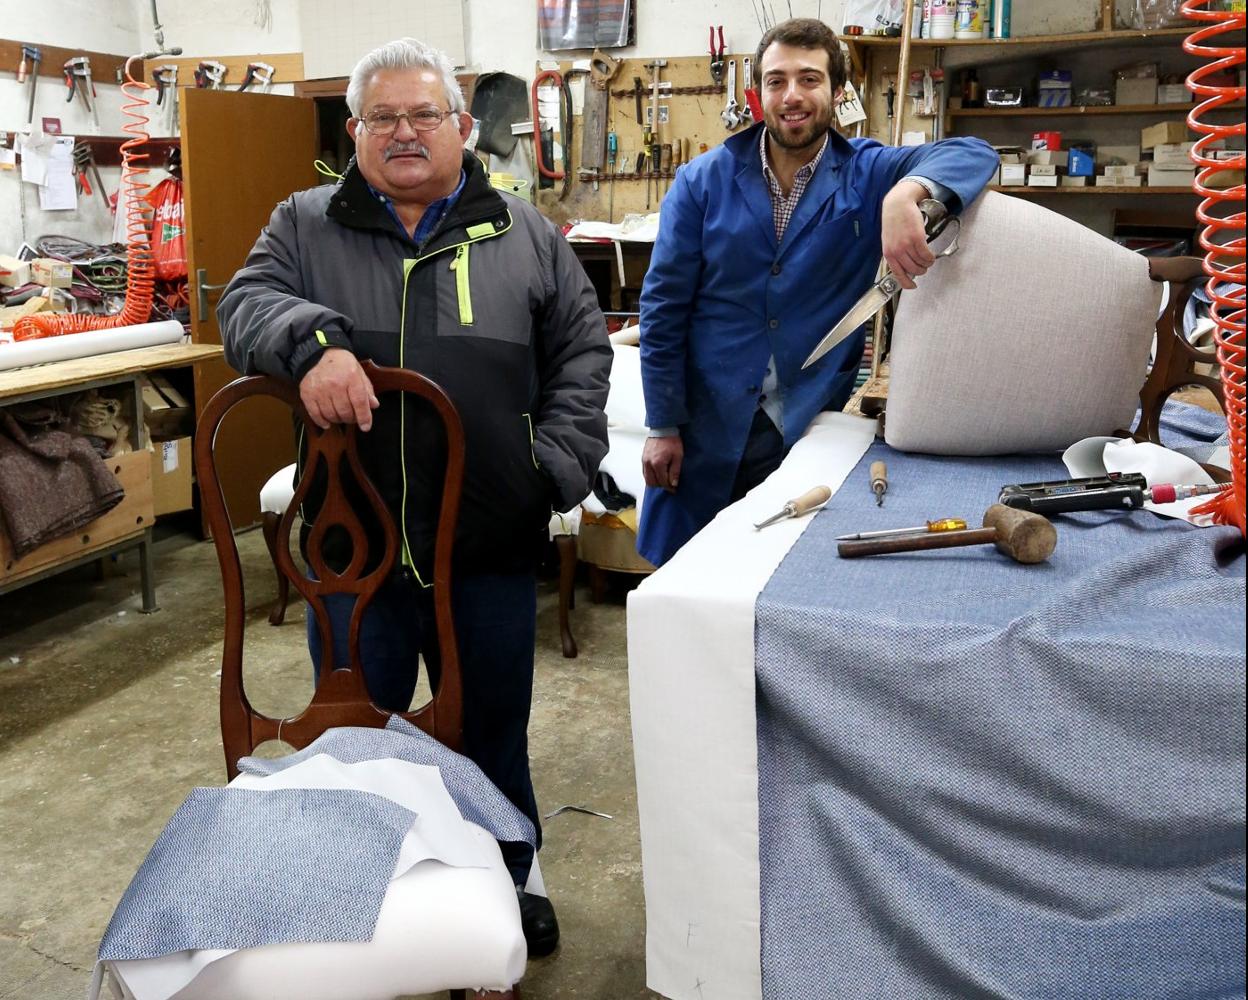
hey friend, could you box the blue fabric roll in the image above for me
[755,405,1246,999]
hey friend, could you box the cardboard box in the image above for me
[1029,164,1058,176]
[1027,173,1059,187]
[1060,175,1089,186]
[1104,163,1142,179]
[0,255,30,288]
[1032,131,1062,150]
[149,437,193,516]
[1116,77,1157,105]
[1157,83,1191,103]
[1206,167,1246,190]
[1037,90,1072,107]
[1141,120,1189,150]
[1097,144,1141,166]
[1068,147,1095,176]
[999,163,1027,186]
[140,374,193,442]
[1027,149,1068,167]
[1096,175,1143,186]
[31,258,73,289]
[1147,163,1196,186]
[1153,141,1195,167]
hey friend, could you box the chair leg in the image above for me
[588,563,607,604]
[261,511,289,626]
[555,534,578,658]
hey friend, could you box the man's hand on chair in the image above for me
[642,434,683,492]
[300,348,380,432]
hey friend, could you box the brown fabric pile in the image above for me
[0,406,125,559]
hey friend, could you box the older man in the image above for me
[638,18,998,567]
[219,37,612,956]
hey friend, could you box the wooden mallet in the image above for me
[837,503,1057,564]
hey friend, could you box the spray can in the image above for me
[991,0,1011,38]
[912,0,924,36]
[921,0,933,37]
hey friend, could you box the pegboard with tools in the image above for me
[535,52,761,226]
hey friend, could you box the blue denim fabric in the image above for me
[754,403,1246,999]
[99,788,414,960]
[306,571,540,883]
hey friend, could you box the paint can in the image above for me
[928,0,956,38]
[955,0,985,37]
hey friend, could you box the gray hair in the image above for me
[346,37,466,117]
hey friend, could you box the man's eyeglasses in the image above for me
[358,108,457,136]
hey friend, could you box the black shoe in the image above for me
[517,888,560,957]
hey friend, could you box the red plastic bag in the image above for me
[146,177,187,281]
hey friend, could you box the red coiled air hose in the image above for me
[1182,0,1246,535]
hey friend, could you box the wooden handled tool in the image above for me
[754,486,832,529]
[837,503,1057,564]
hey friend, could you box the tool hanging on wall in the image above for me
[153,64,179,131]
[721,58,742,130]
[18,46,42,126]
[709,25,726,84]
[71,141,110,212]
[606,131,618,222]
[739,57,755,124]
[194,60,227,89]
[237,61,275,93]
[64,56,101,131]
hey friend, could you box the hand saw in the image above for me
[801,198,961,370]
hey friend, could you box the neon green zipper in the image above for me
[449,244,473,325]
[523,412,540,470]
[397,212,514,583]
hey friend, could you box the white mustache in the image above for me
[384,141,431,162]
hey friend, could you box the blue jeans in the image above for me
[306,571,540,883]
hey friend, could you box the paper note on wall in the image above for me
[37,138,78,211]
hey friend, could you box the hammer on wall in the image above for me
[837,503,1057,564]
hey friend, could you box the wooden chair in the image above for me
[194,360,520,1000]
[1132,256,1228,474]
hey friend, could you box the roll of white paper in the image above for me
[0,321,186,372]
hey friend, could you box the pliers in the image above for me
[709,25,725,85]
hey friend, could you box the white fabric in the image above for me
[548,506,582,538]
[259,463,296,515]
[606,344,647,431]
[627,412,877,1000]
[1063,435,1222,524]
[100,755,525,1000]
[565,213,661,242]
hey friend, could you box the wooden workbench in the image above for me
[0,342,223,611]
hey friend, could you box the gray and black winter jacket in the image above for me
[218,153,611,579]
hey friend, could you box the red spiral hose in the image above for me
[1182,0,1246,535]
[14,55,156,341]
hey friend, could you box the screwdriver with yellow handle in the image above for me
[754,485,832,529]
[836,518,968,542]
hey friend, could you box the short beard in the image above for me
[764,109,833,152]
[384,141,431,162]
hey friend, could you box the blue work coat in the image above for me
[637,124,998,567]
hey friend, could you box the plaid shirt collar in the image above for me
[366,168,467,246]
[760,129,830,242]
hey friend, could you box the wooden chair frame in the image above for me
[1135,256,1227,469]
[195,361,467,780]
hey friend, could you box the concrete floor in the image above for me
[0,522,654,1000]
